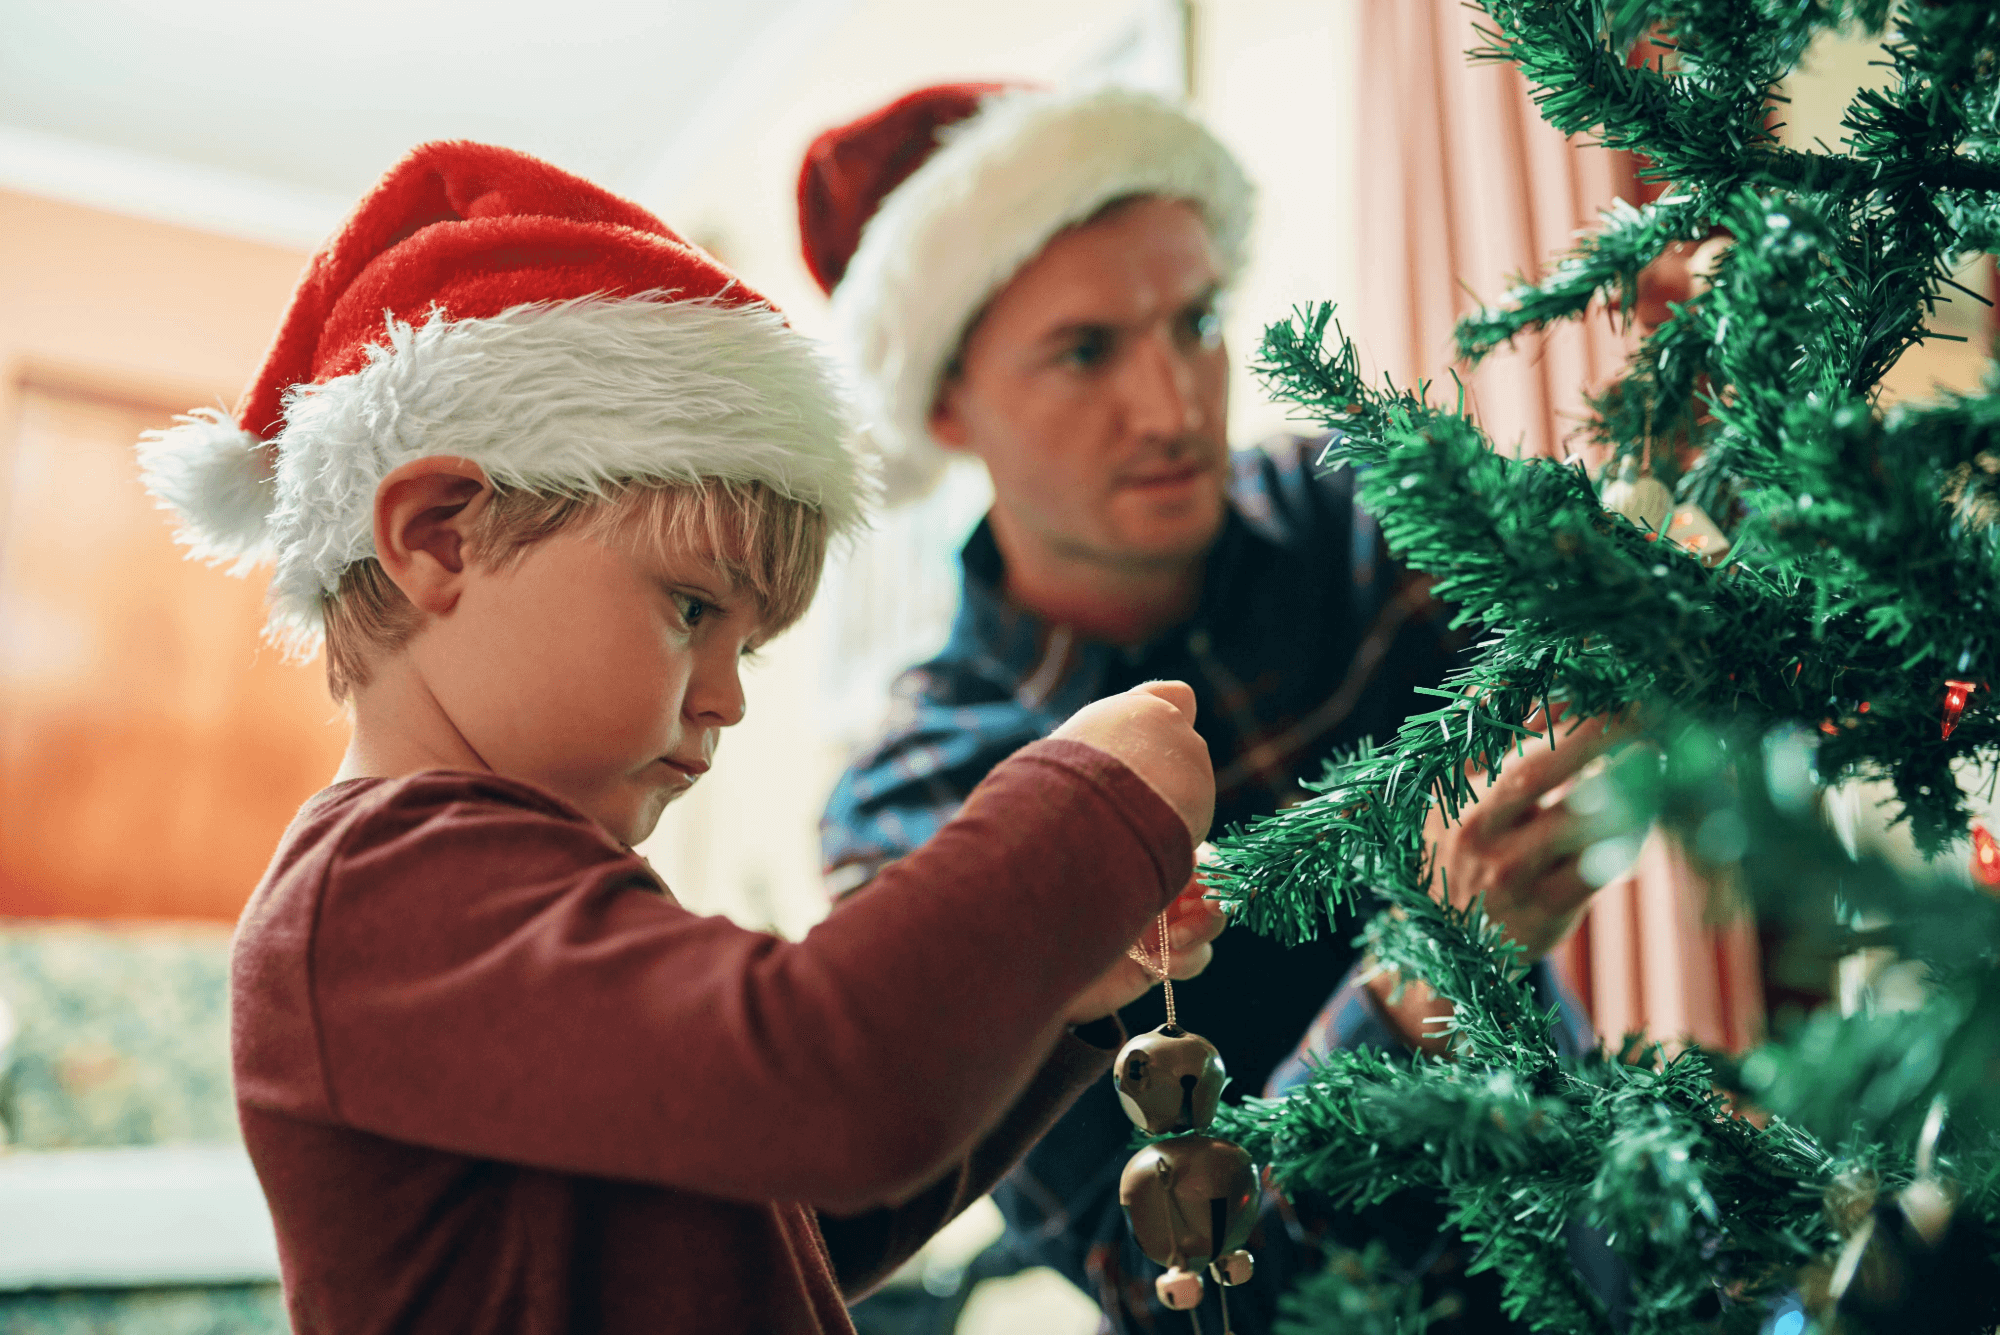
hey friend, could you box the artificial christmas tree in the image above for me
[1200,4,2000,1331]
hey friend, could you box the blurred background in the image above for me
[0,2,1991,1331]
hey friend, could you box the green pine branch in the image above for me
[1222,3,2000,1329]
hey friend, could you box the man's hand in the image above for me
[1423,709,1626,960]
[1064,875,1228,1025]
[1368,710,1630,1055]
[1052,680,1215,844]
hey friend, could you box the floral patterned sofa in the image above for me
[0,921,286,1334]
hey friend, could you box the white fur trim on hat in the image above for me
[831,85,1254,505]
[139,294,868,652]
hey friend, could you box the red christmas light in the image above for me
[1973,823,2000,890]
[1942,679,1977,739]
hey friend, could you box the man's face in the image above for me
[930,196,1231,570]
[411,518,760,846]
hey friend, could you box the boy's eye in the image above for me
[672,593,711,628]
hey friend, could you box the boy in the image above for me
[139,141,1222,1333]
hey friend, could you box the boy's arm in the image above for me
[256,740,1190,1216]
[813,1014,1123,1300]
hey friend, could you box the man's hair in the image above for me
[938,192,1167,387]
[321,480,827,701]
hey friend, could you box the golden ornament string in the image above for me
[1125,909,1176,1029]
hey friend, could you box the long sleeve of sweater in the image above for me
[232,738,1191,1217]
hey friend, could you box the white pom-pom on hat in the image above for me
[136,407,277,571]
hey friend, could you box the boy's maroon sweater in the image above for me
[232,737,1192,1334]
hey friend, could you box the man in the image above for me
[801,84,1619,1332]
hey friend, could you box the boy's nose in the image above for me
[687,659,747,728]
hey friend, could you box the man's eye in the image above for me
[1181,306,1221,348]
[1060,330,1113,369]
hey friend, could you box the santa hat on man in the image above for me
[798,83,1255,503]
[140,139,868,651]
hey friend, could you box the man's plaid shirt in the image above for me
[820,438,1482,1330]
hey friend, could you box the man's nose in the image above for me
[1121,331,1204,441]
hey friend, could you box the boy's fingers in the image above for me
[1165,875,1225,920]
[1166,941,1215,981]
[1130,679,1197,725]
[1167,903,1228,951]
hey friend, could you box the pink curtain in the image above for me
[1356,0,1632,459]
[1354,0,1764,1052]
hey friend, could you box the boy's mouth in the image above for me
[658,755,710,779]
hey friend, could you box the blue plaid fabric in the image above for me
[821,437,1515,1331]
[824,437,1458,885]
[1265,963,1598,1099]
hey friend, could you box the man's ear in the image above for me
[373,457,494,616]
[927,375,975,455]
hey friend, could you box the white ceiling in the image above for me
[0,0,845,248]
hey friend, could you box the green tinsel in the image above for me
[1207,3,2000,1332]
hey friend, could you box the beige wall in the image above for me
[0,188,306,433]
[0,190,351,920]
[1780,27,1995,400]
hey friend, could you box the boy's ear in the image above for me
[373,457,495,616]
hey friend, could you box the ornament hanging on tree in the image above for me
[1117,914,1261,1330]
[1114,1024,1226,1133]
[1665,501,1731,564]
[1598,456,1672,533]
[1119,1135,1258,1311]
[1813,1100,2000,1335]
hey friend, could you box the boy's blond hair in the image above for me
[322,480,827,701]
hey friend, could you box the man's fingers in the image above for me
[1489,801,1597,868]
[1165,884,1226,925]
[1471,714,1623,834]
[1481,812,1597,904]
[1539,853,1596,918]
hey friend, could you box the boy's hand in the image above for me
[1052,681,1214,843]
[1064,876,1228,1025]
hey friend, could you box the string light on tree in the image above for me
[1971,823,2000,890]
[1941,679,1976,740]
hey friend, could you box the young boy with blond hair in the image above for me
[139,141,1222,1334]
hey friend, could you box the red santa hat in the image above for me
[140,139,867,651]
[798,83,1254,503]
